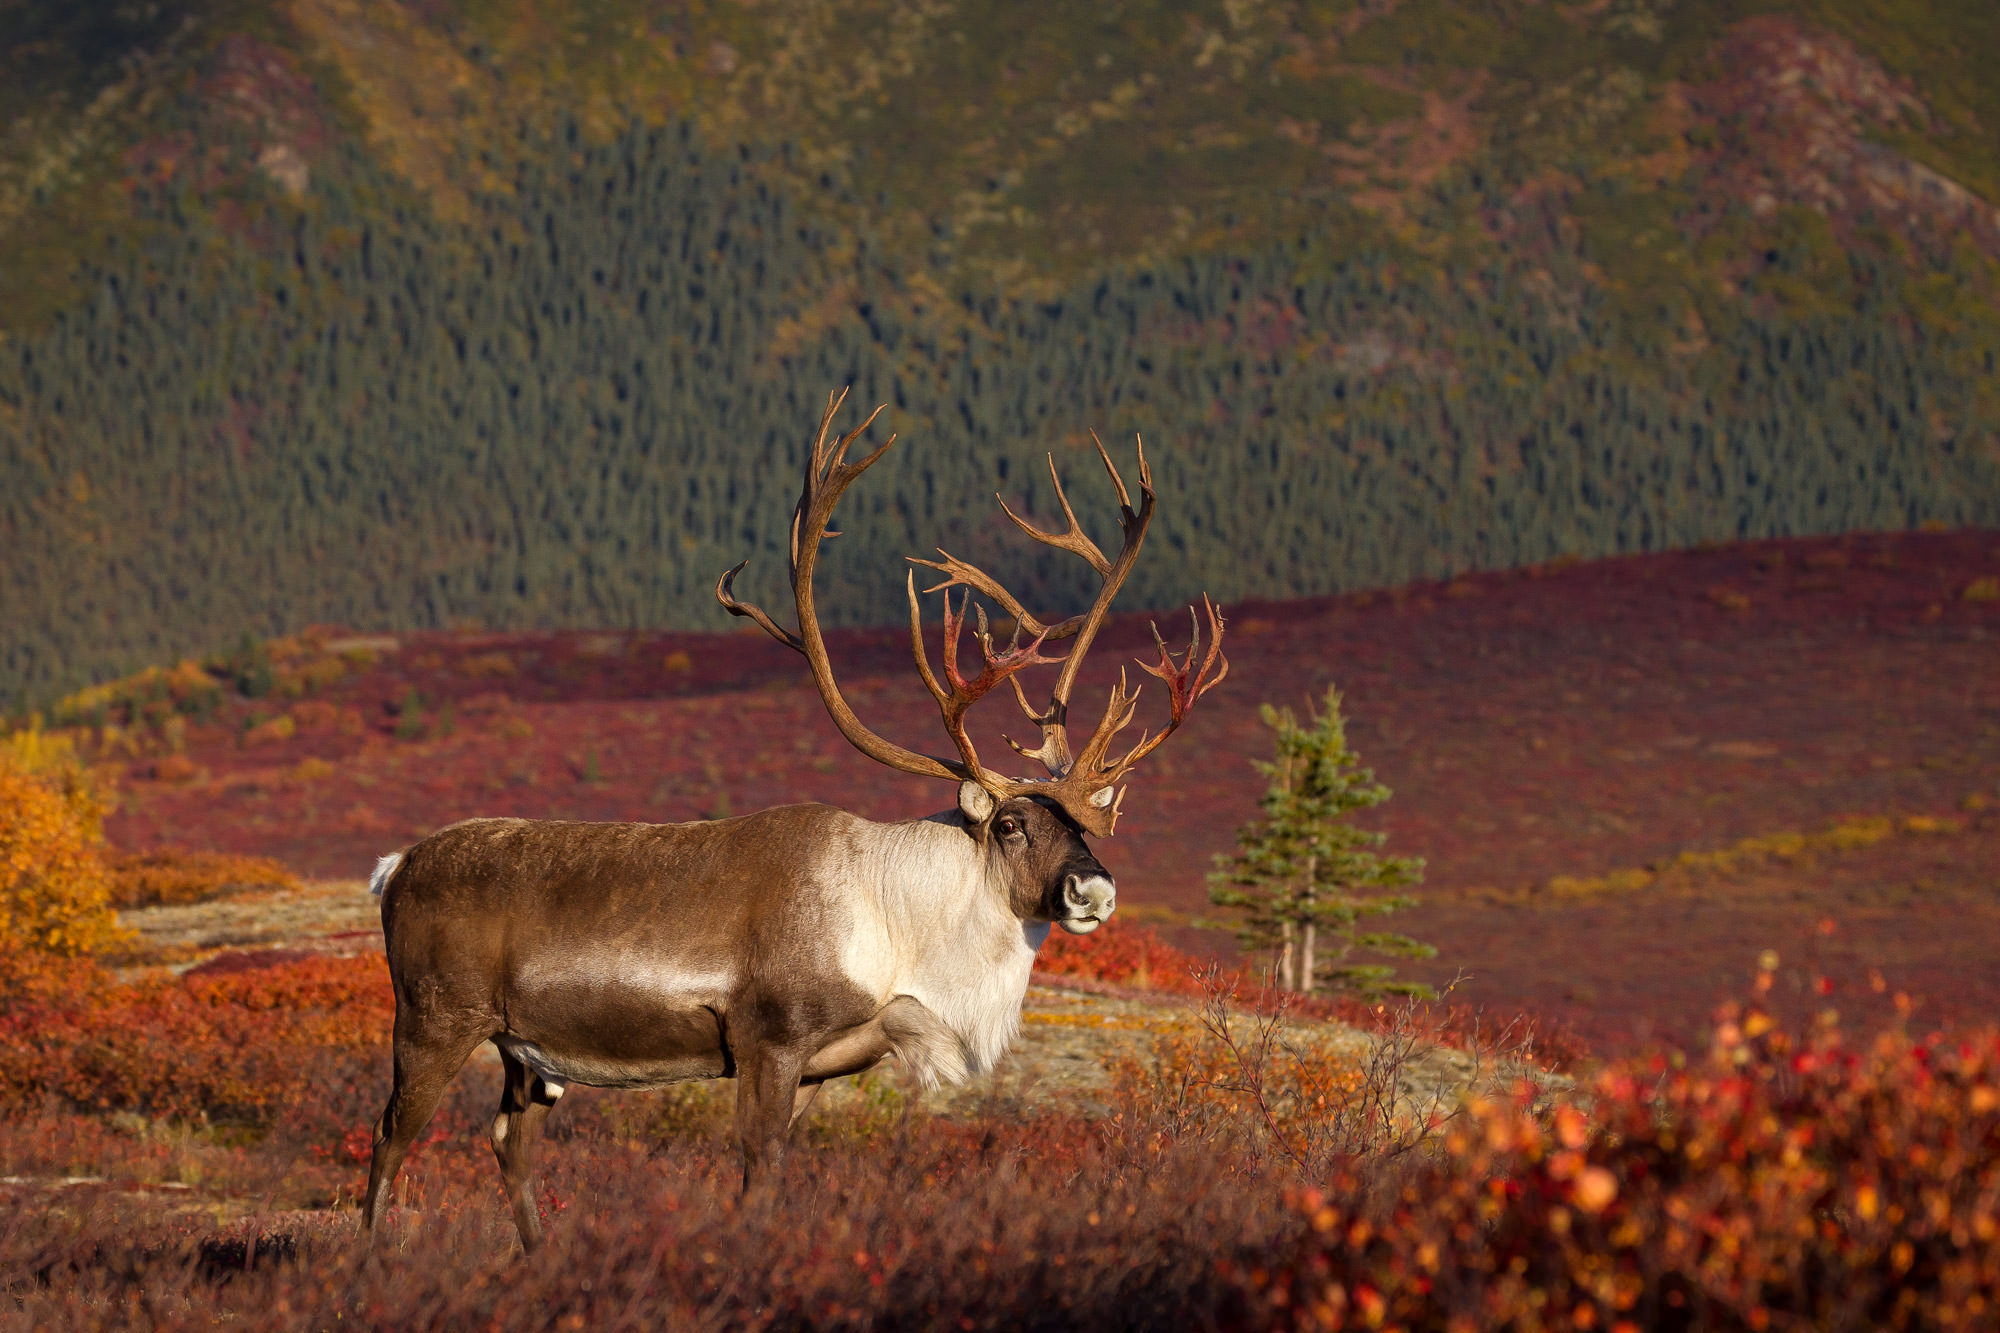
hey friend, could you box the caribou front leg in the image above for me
[788,1082,823,1131]
[802,995,969,1089]
[733,1043,809,1191]
[737,997,970,1188]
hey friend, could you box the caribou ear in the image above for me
[957,781,998,825]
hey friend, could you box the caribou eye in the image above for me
[996,816,1023,838]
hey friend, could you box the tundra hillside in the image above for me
[3,838,1998,1327]
[3,532,1997,1324]
[4,0,1999,706]
[47,528,2000,1051]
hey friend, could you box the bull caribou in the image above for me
[360,389,1226,1250]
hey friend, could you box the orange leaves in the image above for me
[0,952,390,1123]
[1250,1018,2000,1331]
[0,741,123,957]
[1569,1166,1620,1215]
[105,848,302,909]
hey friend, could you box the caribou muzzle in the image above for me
[1059,871,1116,934]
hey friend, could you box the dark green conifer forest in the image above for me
[3,1,1997,709]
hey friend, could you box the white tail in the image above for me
[368,852,403,898]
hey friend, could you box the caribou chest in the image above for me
[826,817,1045,1077]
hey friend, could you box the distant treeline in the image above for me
[3,120,1995,709]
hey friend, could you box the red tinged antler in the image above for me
[907,584,1061,783]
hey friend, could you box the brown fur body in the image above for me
[360,390,1221,1252]
[361,796,1114,1250]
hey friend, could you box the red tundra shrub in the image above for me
[105,847,302,908]
[1035,917,1207,992]
[1247,1011,2000,1330]
[0,952,391,1122]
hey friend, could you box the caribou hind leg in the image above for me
[490,1047,562,1251]
[361,1022,488,1244]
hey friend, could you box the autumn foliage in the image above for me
[1036,916,1199,992]
[0,810,1988,1329]
[1247,1018,2000,1330]
[0,952,389,1123]
[0,940,1995,1329]
[0,729,122,955]
[105,847,302,908]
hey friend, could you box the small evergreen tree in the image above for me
[1207,686,1434,997]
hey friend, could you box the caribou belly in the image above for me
[493,1034,727,1091]
[497,957,736,1089]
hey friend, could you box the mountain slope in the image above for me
[1,0,1997,708]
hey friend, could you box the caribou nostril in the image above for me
[1064,874,1114,914]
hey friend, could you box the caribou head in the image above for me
[360,389,1223,1253]
[956,786,1117,934]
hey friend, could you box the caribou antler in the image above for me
[906,583,1060,781]
[721,390,1227,836]
[1060,596,1230,817]
[911,434,1153,776]
[718,388,967,784]
[908,434,1227,836]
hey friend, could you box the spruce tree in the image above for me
[1207,686,1434,997]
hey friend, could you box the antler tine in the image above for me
[995,455,1111,575]
[722,392,962,785]
[824,400,887,476]
[716,561,803,652]
[906,569,950,712]
[1109,595,1230,771]
[908,550,1087,643]
[1088,429,1148,512]
[1067,666,1144,776]
[1005,675,1055,724]
[1002,686,1070,772]
[790,388,844,569]
[810,386,845,465]
[1040,437,1156,713]
[906,573,1058,788]
[787,389,889,572]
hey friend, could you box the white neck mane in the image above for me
[829,815,1047,1076]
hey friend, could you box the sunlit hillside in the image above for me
[3,0,1998,707]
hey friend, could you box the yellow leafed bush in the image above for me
[242,713,298,745]
[0,731,124,956]
[2,726,107,839]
